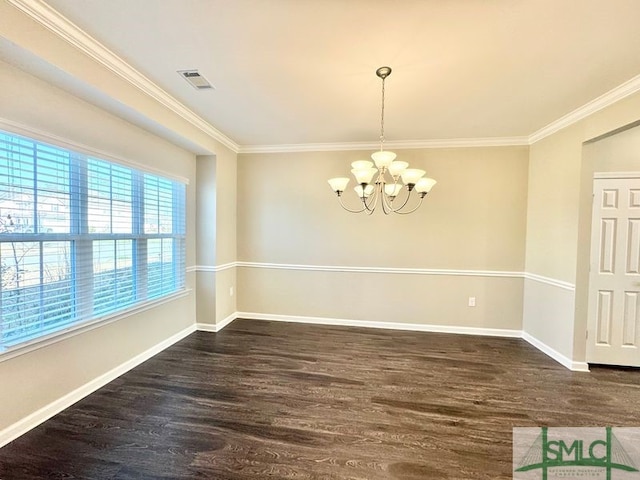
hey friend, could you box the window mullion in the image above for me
[32,143,38,233]
[109,165,114,235]
[133,172,146,302]
[172,184,177,288]
[71,156,93,321]
[38,241,44,330]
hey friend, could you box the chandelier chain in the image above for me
[380,76,385,149]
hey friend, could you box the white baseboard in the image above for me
[0,324,197,449]
[196,312,237,332]
[236,311,522,338]
[521,331,590,372]
[238,312,592,371]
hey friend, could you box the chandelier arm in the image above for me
[362,183,380,213]
[393,195,425,215]
[389,188,413,212]
[380,187,395,214]
[378,170,399,213]
[380,192,390,215]
[337,195,368,213]
[361,191,377,215]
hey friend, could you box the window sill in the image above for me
[0,288,193,363]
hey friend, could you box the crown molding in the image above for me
[6,0,240,153]
[528,73,640,144]
[237,136,530,154]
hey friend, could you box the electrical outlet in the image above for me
[468,296,476,307]
[230,286,234,296]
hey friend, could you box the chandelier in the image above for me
[328,66,436,214]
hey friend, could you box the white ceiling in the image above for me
[8,0,640,148]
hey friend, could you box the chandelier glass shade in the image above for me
[328,66,436,214]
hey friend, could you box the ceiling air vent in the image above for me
[177,70,214,90]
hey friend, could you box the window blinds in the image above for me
[0,129,186,352]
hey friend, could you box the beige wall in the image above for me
[525,125,584,283]
[215,142,238,266]
[239,147,528,269]
[196,156,217,267]
[194,146,238,326]
[522,125,584,363]
[238,146,529,330]
[195,155,217,325]
[239,268,524,330]
[527,115,640,284]
[523,280,576,360]
[585,122,640,172]
[0,60,197,432]
[214,141,238,322]
[215,267,237,322]
[524,91,640,364]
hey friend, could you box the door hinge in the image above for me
[586,330,589,339]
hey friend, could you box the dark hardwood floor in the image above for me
[1,319,639,479]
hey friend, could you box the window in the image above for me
[0,129,186,352]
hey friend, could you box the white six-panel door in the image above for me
[587,176,640,366]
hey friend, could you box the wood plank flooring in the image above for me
[1,319,639,479]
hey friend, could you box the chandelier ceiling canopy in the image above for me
[328,66,436,215]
